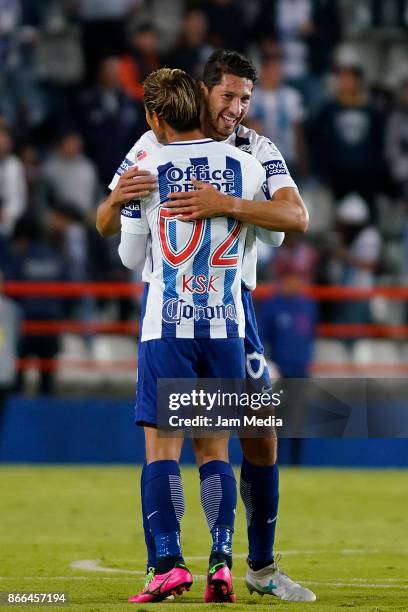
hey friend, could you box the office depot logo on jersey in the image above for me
[165,164,237,194]
[162,297,238,325]
[262,159,288,178]
[121,201,141,218]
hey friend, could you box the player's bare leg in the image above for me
[144,427,184,463]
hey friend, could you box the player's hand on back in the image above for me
[167,178,231,221]
[111,166,156,207]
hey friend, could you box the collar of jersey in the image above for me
[164,138,214,146]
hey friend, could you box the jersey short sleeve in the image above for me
[108,130,160,191]
[242,155,268,200]
[120,199,150,235]
[119,144,160,235]
[253,135,298,198]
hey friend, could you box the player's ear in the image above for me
[198,80,209,98]
[155,114,166,131]
[145,107,155,130]
[148,110,161,131]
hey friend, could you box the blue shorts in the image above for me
[241,285,272,393]
[136,337,245,426]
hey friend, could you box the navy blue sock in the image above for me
[144,460,185,574]
[199,460,237,569]
[141,463,156,570]
[240,459,279,567]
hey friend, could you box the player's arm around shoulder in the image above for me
[232,134,309,232]
[96,167,156,237]
[243,156,285,246]
[165,140,308,232]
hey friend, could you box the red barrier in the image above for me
[5,281,408,300]
[4,281,138,298]
[8,282,406,375]
[20,320,408,338]
[22,321,138,334]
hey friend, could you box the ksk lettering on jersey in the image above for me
[182,274,220,293]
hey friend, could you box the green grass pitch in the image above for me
[0,466,407,611]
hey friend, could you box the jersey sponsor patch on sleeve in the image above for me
[117,157,134,176]
[262,159,288,177]
[137,149,147,161]
[121,200,141,218]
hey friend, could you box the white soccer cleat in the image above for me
[245,555,316,602]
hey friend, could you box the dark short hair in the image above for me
[202,49,258,90]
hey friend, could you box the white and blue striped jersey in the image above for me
[117,138,265,340]
[109,126,298,291]
[225,124,298,289]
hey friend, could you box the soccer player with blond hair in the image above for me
[99,51,315,604]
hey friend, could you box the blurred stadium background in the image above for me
[0,0,408,466]
[1,2,408,610]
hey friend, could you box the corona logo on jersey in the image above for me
[162,297,238,325]
[165,164,237,194]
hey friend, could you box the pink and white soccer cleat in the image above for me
[204,561,236,603]
[128,563,193,603]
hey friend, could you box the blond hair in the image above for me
[144,68,200,132]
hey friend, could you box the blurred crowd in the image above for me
[1,0,408,390]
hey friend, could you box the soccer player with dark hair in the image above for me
[98,51,315,603]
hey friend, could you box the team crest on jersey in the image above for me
[235,135,251,153]
[262,159,288,178]
[121,200,141,218]
[117,157,133,176]
[246,351,266,379]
